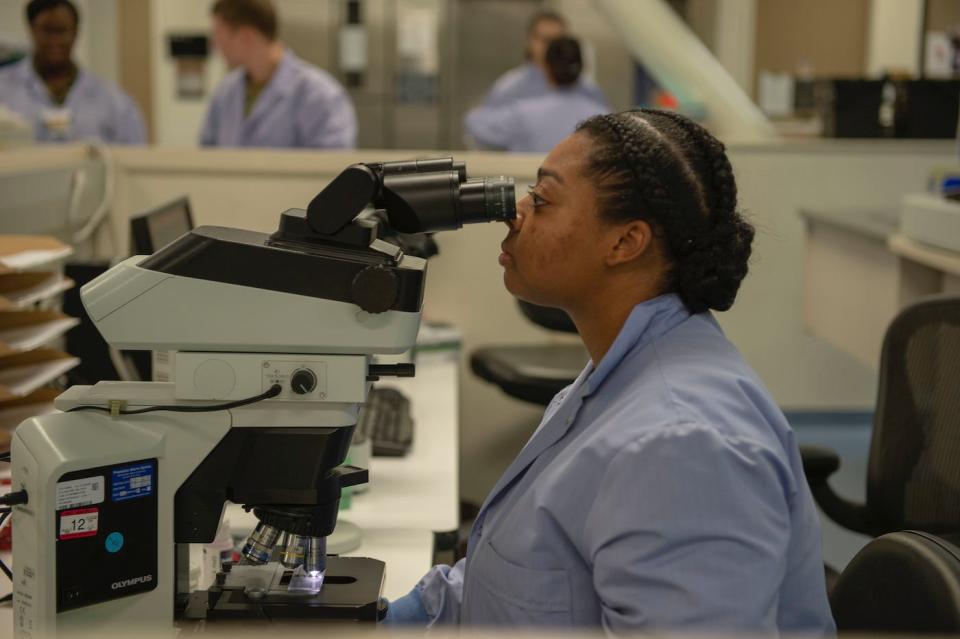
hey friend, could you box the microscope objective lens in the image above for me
[241,522,282,565]
[280,533,307,568]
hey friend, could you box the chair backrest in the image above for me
[516,300,578,333]
[831,530,960,633]
[866,294,960,533]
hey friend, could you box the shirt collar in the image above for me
[15,58,41,91]
[16,57,91,102]
[582,293,691,396]
[259,49,299,97]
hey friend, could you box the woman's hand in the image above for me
[383,587,430,626]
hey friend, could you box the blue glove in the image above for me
[383,587,430,626]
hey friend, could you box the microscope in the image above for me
[9,159,515,636]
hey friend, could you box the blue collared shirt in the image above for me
[199,50,357,149]
[465,88,609,153]
[411,294,835,634]
[482,62,608,108]
[0,58,146,144]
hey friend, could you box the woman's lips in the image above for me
[499,243,513,267]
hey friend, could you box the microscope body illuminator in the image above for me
[9,159,514,635]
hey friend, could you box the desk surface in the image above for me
[889,233,960,277]
[229,352,460,535]
[800,206,900,241]
[345,527,432,600]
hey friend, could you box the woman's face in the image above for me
[31,6,77,69]
[499,132,614,311]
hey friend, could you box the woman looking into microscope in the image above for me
[387,109,835,634]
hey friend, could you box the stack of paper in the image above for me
[0,272,74,310]
[0,348,79,400]
[0,310,79,354]
[0,235,72,273]
[0,236,79,424]
[0,388,59,434]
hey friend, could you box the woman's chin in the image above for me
[502,271,521,296]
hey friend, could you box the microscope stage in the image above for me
[182,556,386,623]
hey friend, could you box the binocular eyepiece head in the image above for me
[306,157,516,237]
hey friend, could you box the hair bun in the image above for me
[546,36,583,87]
[675,217,754,313]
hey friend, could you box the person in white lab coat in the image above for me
[199,0,357,149]
[465,37,609,153]
[0,0,146,144]
[479,9,607,109]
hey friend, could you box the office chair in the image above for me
[469,300,587,405]
[831,530,960,633]
[802,294,960,537]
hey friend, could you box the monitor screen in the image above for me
[129,196,194,255]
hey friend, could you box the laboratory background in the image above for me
[0,0,959,636]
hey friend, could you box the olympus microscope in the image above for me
[9,159,514,636]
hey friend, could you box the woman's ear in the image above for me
[605,219,655,267]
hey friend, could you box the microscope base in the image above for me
[180,556,386,623]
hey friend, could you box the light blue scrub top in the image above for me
[412,294,836,634]
[199,50,357,149]
[0,58,146,144]
[465,89,609,153]
[483,62,608,108]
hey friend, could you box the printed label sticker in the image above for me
[55,476,104,510]
[111,462,154,502]
[59,507,99,540]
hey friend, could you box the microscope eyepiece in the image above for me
[459,176,517,225]
[379,170,516,233]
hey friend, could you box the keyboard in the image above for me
[360,387,414,457]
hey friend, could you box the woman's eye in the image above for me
[526,186,547,208]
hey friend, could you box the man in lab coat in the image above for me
[0,0,146,144]
[199,0,357,149]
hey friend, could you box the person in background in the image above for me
[480,9,607,109]
[0,0,146,144]
[200,0,357,149]
[465,37,609,153]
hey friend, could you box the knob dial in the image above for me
[290,368,317,395]
[351,266,399,314]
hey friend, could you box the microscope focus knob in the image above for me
[352,266,398,314]
[291,368,317,394]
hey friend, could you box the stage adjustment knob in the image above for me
[291,368,317,394]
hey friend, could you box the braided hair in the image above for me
[575,109,754,314]
[545,36,583,87]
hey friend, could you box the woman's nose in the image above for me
[506,197,529,232]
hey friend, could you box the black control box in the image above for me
[55,458,158,612]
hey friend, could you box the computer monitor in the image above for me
[129,196,194,255]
